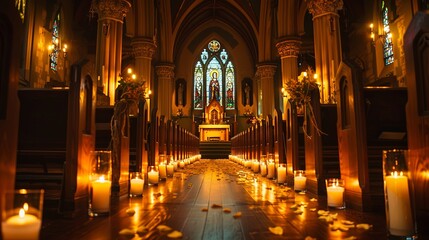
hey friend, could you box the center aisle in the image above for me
[41,159,387,240]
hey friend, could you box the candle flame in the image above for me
[390,171,404,177]
[19,208,25,218]
[23,203,29,211]
[99,175,105,181]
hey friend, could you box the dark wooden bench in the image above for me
[336,60,407,211]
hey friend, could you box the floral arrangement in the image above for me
[282,68,324,138]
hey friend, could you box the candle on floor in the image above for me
[260,162,267,176]
[326,178,345,209]
[91,175,112,212]
[294,170,307,192]
[167,163,174,177]
[148,166,159,185]
[277,164,286,184]
[159,162,167,180]
[129,172,144,197]
[179,161,185,169]
[2,208,41,240]
[252,160,260,173]
[267,160,275,179]
[385,171,414,236]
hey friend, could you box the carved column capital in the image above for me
[131,38,157,59]
[155,64,175,79]
[90,0,131,22]
[276,39,302,58]
[256,64,277,79]
[306,0,343,17]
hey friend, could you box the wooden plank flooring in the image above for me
[41,159,395,239]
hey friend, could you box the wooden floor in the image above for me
[41,159,396,239]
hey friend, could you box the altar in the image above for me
[199,124,230,141]
[199,97,230,141]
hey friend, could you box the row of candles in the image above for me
[229,149,418,238]
[228,155,307,192]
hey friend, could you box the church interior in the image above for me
[1,0,429,239]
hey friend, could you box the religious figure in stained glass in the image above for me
[193,39,235,111]
[382,1,394,65]
[209,71,220,101]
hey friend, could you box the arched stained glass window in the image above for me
[382,1,394,66]
[193,40,235,110]
[50,12,61,71]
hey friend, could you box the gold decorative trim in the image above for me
[276,40,301,58]
[155,65,175,79]
[307,0,343,17]
[90,0,131,22]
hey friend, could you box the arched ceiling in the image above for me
[171,0,260,62]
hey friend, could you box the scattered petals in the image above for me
[211,203,222,208]
[310,198,318,202]
[119,228,135,238]
[341,220,355,226]
[157,225,172,232]
[201,207,209,212]
[136,226,149,235]
[125,208,135,216]
[167,230,183,238]
[269,226,283,235]
[233,212,242,218]
[294,209,303,214]
[223,208,231,213]
[356,223,373,230]
[344,237,357,240]
[305,237,317,240]
[309,208,317,212]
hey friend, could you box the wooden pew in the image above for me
[0,2,23,230]
[16,63,96,216]
[304,87,340,195]
[335,60,407,211]
[404,11,429,233]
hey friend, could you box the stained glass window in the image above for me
[382,1,394,65]
[193,40,235,110]
[50,12,60,71]
[15,0,26,22]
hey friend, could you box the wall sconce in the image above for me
[370,23,391,46]
[48,39,68,58]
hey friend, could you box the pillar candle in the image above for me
[2,209,41,240]
[91,176,111,212]
[385,173,414,236]
[277,165,286,184]
[179,161,185,169]
[260,163,267,176]
[148,170,159,185]
[267,161,275,179]
[167,164,174,177]
[130,178,144,196]
[252,161,260,173]
[173,161,178,171]
[294,174,307,191]
[159,163,167,180]
[327,185,345,208]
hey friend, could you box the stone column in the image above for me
[92,0,131,105]
[256,64,277,117]
[307,0,343,103]
[155,64,175,120]
[276,39,301,118]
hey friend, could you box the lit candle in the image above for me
[148,169,159,185]
[158,163,167,180]
[252,160,260,173]
[294,171,307,191]
[179,161,185,169]
[326,179,345,208]
[173,161,178,171]
[130,176,144,196]
[167,163,174,177]
[2,208,41,240]
[267,160,275,179]
[385,172,414,236]
[260,162,267,176]
[277,164,286,184]
[91,176,111,212]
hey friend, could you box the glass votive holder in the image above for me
[325,178,345,209]
[277,163,287,184]
[129,172,144,197]
[382,149,417,239]
[1,189,44,240]
[294,170,307,192]
[260,162,267,177]
[88,150,112,217]
[158,162,167,181]
[267,159,275,179]
[166,162,174,177]
[147,166,159,186]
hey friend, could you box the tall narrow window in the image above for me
[193,40,235,110]
[382,1,394,65]
[50,12,60,71]
[15,0,26,22]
